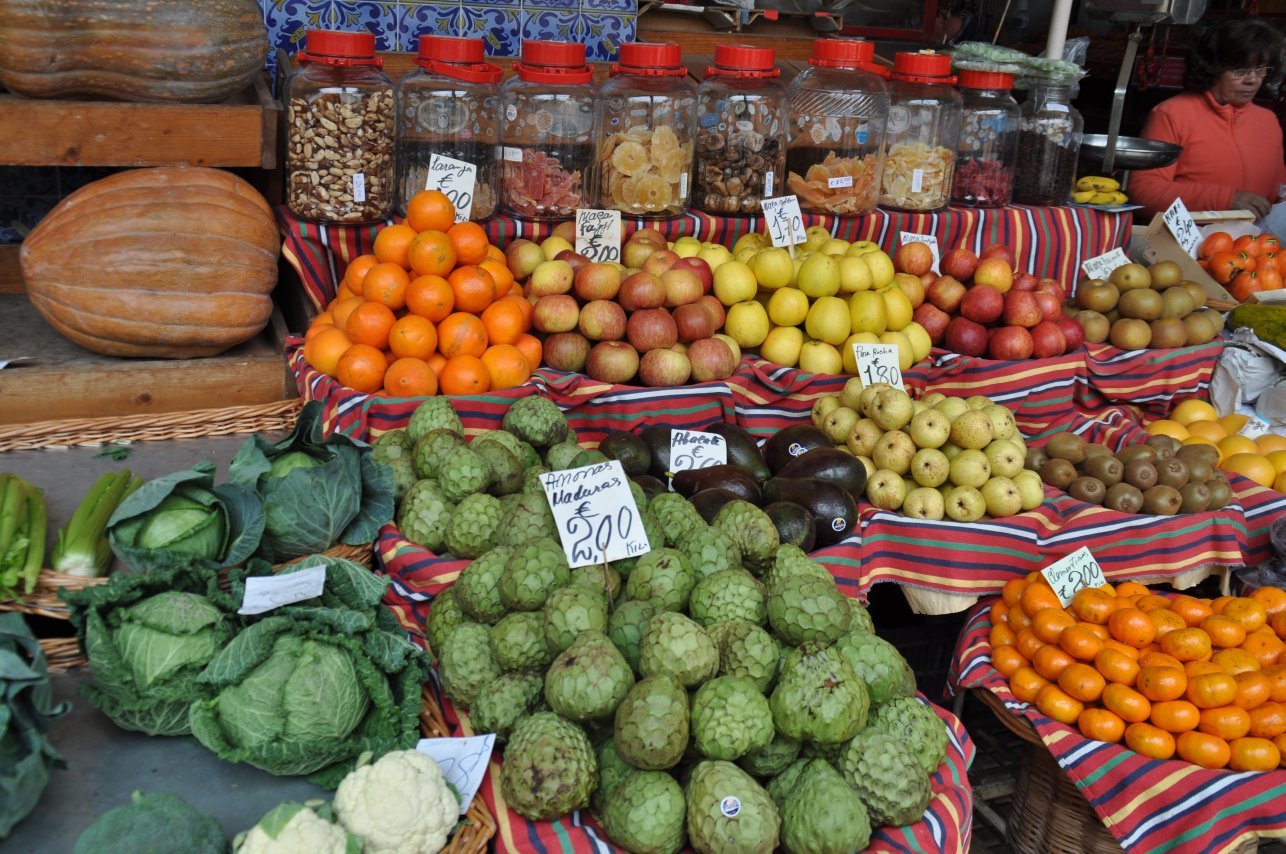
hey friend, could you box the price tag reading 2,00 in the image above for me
[760,195,807,248]
[425,154,477,223]
[851,343,905,392]
[1041,546,1108,607]
[575,209,622,263]
[540,460,650,568]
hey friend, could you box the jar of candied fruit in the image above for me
[878,51,962,213]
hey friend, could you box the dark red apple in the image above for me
[1031,320,1067,359]
[1011,272,1039,292]
[1032,290,1061,322]
[618,272,667,312]
[688,337,739,382]
[927,275,967,314]
[585,340,640,384]
[988,325,1035,360]
[960,284,1004,325]
[542,332,591,372]
[1055,315,1086,352]
[913,303,951,345]
[945,316,989,357]
[672,256,714,294]
[699,295,726,330]
[941,247,980,281]
[1002,290,1042,329]
[674,303,715,343]
[555,249,590,275]
[626,308,678,352]
[1038,277,1067,303]
[980,242,1017,269]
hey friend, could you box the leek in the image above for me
[52,471,141,577]
[0,474,45,597]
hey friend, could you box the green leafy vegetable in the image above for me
[52,470,142,577]
[0,474,46,599]
[228,402,394,562]
[94,445,132,462]
[73,791,227,854]
[0,613,70,838]
[107,461,264,573]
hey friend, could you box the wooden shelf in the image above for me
[0,74,280,169]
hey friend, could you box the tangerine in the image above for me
[1032,608,1077,644]
[1249,702,1286,738]
[1079,708,1126,743]
[1109,607,1157,648]
[1201,615,1248,649]
[1160,627,1214,662]
[1015,628,1044,661]
[388,315,438,360]
[1138,665,1189,702]
[1263,664,1286,702]
[1199,705,1252,740]
[1185,671,1238,708]
[1234,671,1272,710]
[1148,608,1188,637]
[1036,683,1084,725]
[1176,731,1231,769]
[1214,648,1262,676]
[1010,666,1050,703]
[1022,580,1064,616]
[1224,598,1270,632]
[1151,699,1201,733]
[990,621,1017,649]
[405,189,455,233]
[437,313,489,359]
[1116,581,1151,598]
[481,344,532,391]
[329,296,365,332]
[447,221,490,265]
[438,354,491,396]
[1072,587,1116,624]
[993,645,1030,678]
[405,275,455,322]
[382,357,439,398]
[1251,586,1286,617]
[1124,722,1177,760]
[1242,632,1285,667]
[1033,644,1076,682]
[1170,595,1215,627]
[1059,662,1107,702]
[335,344,388,394]
[1230,736,1281,772]
[1102,683,1152,723]
[1002,579,1028,608]
[407,230,457,277]
[1060,624,1105,661]
[373,223,418,269]
[1095,647,1141,685]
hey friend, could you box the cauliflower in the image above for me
[333,750,459,854]
[235,802,361,854]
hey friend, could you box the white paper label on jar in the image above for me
[828,176,854,189]
[764,171,774,197]
[503,146,523,163]
[505,104,518,122]
[911,169,924,194]
[352,173,367,203]
[679,172,689,200]
[887,105,911,135]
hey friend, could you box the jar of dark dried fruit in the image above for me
[1013,81,1083,206]
[951,70,1020,208]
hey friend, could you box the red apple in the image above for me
[1011,272,1039,292]
[1031,320,1067,359]
[622,239,660,270]
[553,221,578,243]
[960,284,1004,325]
[894,241,936,276]
[941,248,980,281]
[542,332,591,372]
[1055,316,1085,352]
[626,308,678,352]
[699,295,726,331]
[1002,290,1042,329]
[555,249,590,275]
[927,276,967,314]
[638,347,692,387]
[574,262,622,302]
[1038,277,1067,303]
[672,256,714,294]
[585,340,640,384]
[618,272,667,312]
[528,259,575,297]
[661,268,704,307]
[1032,290,1061,322]
[919,271,937,291]
[912,303,951,345]
[643,249,680,277]
[504,239,545,282]
[578,299,627,341]
[532,294,581,333]
[945,316,989,357]
[988,325,1035,360]
[675,303,717,343]
[973,257,1014,295]
[688,337,739,382]
[628,227,668,248]
[980,242,1017,269]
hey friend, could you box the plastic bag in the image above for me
[1060,36,1089,67]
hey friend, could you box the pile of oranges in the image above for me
[991,575,1286,771]
[303,190,541,397]
[1146,400,1286,492]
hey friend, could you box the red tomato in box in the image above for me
[1230,271,1263,301]
[1258,234,1281,254]
[1208,252,1244,284]
[1235,234,1266,257]
[1201,232,1234,259]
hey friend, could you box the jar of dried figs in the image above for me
[878,51,961,213]
[285,30,395,223]
[597,42,698,218]
[1013,81,1083,206]
[786,39,889,216]
[695,44,788,215]
[396,35,502,221]
[950,70,1019,208]
[499,40,598,221]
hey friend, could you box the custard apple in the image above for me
[470,672,544,742]
[836,728,932,827]
[439,621,500,709]
[544,442,584,471]
[738,733,801,778]
[544,632,634,721]
[504,396,569,449]
[679,527,742,581]
[868,697,948,775]
[499,538,571,611]
[496,490,558,546]
[638,612,717,688]
[413,428,465,479]
[444,493,503,558]
[833,631,916,705]
[613,675,689,770]
[766,574,851,646]
[454,545,514,624]
[491,611,553,672]
[709,620,779,692]
[780,759,872,854]
[689,570,766,627]
[770,643,868,744]
[648,492,707,547]
[438,446,492,502]
[397,479,454,553]
[624,548,694,612]
[407,397,463,441]
[501,712,596,820]
[691,676,775,761]
[594,738,636,816]
[474,441,523,496]
[762,544,833,591]
[426,587,467,656]
[712,500,779,573]
[686,761,779,854]
[609,600,658,674]
[603,771,687,854]
[543,584,609,654]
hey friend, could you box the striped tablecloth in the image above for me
[949,601,1286,853]
[278,204,1130,313]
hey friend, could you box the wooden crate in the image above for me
[0,74,280,168]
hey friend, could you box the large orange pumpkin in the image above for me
[20,167,280,359]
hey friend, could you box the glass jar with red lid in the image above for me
[950,70,1020,208]
[396,36,502,221]
[596,42,698,218]
[285,29,396,223]
[694,44,788,215]
[878,50,962,213]
[786,39,889,216]
[499,40,598,221]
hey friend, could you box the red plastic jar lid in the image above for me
[957,69,1014,90]
[612,42,686,77]
[810,38,874,68]
[891,50,954,85]
[515,40,593,84]
[415,35,502,84]
[706,44,779,79]
[298,30,382,68]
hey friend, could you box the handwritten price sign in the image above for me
[576,209,622,263]
[425,154,477,222]
[1041,547,1107,607]
[1163,197,1202,258]
[1081,247,1130,281]
[239,565,327,615]
[760,195,806,248]
[669,430,728,473]
[540,460,650,568]
[851,343,905,392]
[898,231,940,274]
[1240,416,1274,439]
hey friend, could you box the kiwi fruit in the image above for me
[1155,457,1190,490]
[1082,454,1124,487]
[1046,433,1088,465]
[1083,443,1115,460]
[1117,445,1158,466]
[1040,458,1078,490]
[1179,482,1212,514]
[1069,476,1106,505]
[1185,458,1214,484]
[1177,443,1220,469]
[1145,434,1180,459]
[1207,478,1233,511]
[1124,459,1159,490]
[1025,447,1050,472]
[1142,484,1183,516]
[1105,482,1145,514]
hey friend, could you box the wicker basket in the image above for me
[216,541,377,592]
[0,570,110,620]
[419,686,498,854]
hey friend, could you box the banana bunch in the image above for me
[1073,175,1128,205]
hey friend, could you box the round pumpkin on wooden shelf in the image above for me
[0,0,268,103]
[20,167,280,359]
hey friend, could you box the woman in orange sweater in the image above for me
[1131,17,1286,219]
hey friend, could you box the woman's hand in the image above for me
[1231,190,1272,218]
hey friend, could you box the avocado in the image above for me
[776,447,868,499]
[764,501,817,552]
[598,430,651,476]
[672,465,761,503]
[640,425,673,479]
[763,476,858,547]
[691,488,742,523]
[631,475,668,502]
[704,422,772,483]
[763,424,832,474]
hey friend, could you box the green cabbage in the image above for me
[229,402,394,563]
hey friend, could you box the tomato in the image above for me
[1257,233,1280,253]
[1177,731,1232,769]
[1230,271,1263,302]
[1207,252,1245,285]
[1258,254,1279,273]
[1258,267,1282,291]
[1235,234,1265,257]
[1200,231,1235,259]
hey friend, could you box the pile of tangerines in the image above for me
[991,576,1286,771]
[303,190,540,397]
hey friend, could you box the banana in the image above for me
[1075,176,1099,192]
[1108,191,1129,205]
[1089,191,1119,205]
[1072,190,1097,204]
[1076,175,1121,192]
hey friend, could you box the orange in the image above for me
[1148,608,1187,637]
[1125,722,1177,760]
[1058,662,1107,702]
[427,353,447,377]
[1177,731,1232,769]
[1234,671,1272,710]
[1033,644,1075,681]
[447,221,490,265]
[1035,683,1084,725]
[1249,702,1286,738]
[1201,615,1248,649]
[1214,648,1262,676]
[342,254,379,290]
[479,258,516,299]
[514,332,542,374]
[1146,420,1190,441]
[481,344,532,391]
[481,298,529,346]
[304,326,354,377]
[373,223,419,269]
[345,301,397,350]
[1251,587,1286,617]
[449,265,498,314]
[1002,579,1028,608]
[329,295,365,332]
[438,354,491,396]
[1059,624,1105,662]
[1256,433,1286,454]
[1103,683,1152,723]
[1186,420,1229,442]
[407,230,457,277]
[363,263,410,309]
[1072,587,1116,625]
[1172,399,1219,425]
[1218,435,1260,461]
[1138,665,1188,702]
[436,313,488,359]
[993,645,1029,678]
[335,344,388,394]
[485,243,506,265]
[1224,598,1269,633]
[405,189,455,233]
[1170,595,1215,627]
[1109,607,1157,649]
[1079,708,1126,743]
[1221,412,1250,434]
[305,315,334,342]
[1160,627,1213,663]
[1263,664,1286,702]
[990,622,1017,649]
[1185,671,1238,709]
[1267,450,1286,475]
[382,357,439,398]
[1242,632,1286,668]
[1224,453,1278,487]
[406,275,455,322]
[1229,736,1281,771]
[388,315,438,360]
[1010,666,1050,703]
[1021,580,1063,616]
[1151,699,1200,733]
[1032,608,1077,644]
[990,599,1010,625]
